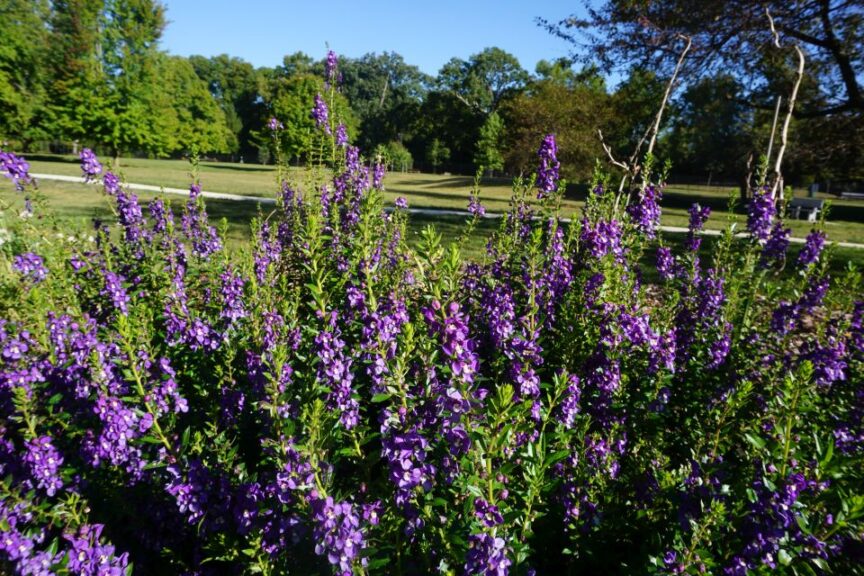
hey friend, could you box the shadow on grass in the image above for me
[201,163,275,174]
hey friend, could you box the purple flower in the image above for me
[747,187,776,244]
[464,532,511,575]
[627,184,662,238]
[656,246,675,281]
[23,436,63,496]
[797,230,826,268]
[65,523,130,575]
[335,123,348,147]
[468,193,486,217]
[373,162,385,190]
[316,320,359,429]
[0,149,32,191]
[267,117,284,131]
[79,148,102,182]
[102,270,130,315]
[12,253,48,285]
[310,495,367,574]
[536,134,560,199]
[580,219,624,261]
[560,375,581,429]
[325,50,340,87]
[311,94,331,134]
[394,196,408,209]
[474,498,504,527]
[219,268,247,323]
[760,221,791,266]
[685,204,711,251]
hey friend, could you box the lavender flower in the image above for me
[12,253,48,285]
[312,94,331,134]
[79,148,103,182]
[316,319,359,429]
[536,134,560,199]
[394,196,408,209]
[373,162,385,190]
[219,268,247,323]
[65,524,130,575]
[797,230,826,268]
[580,219,624,262]
[267,117,284,131]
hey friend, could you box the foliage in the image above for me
[0,60,862,575]
[474,112,505,175]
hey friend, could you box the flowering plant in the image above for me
[0,54,861,576]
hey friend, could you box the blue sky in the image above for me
[160,1,584,76]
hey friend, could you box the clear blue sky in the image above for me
[160,1,584,76]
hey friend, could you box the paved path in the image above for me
[33,172,864,249]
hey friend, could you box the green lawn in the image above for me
[20,153,864,245]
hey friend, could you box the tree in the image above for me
[474,111,505,175]
[667,74,750,183]
[426,139,450,174]
[0,0,50,148]
[502,69,611,182]
[45,0,108,148]
[437,47,530,115]
[158,56,235,155]
[263,73,357,163]
[542,0,863,117]
[189,54,265,158]
[337,52,429,151]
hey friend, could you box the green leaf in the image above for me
[744,432,766,451]
[778,549,792,566]
[371,393,391,403]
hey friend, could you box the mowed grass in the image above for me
[6,179,864,273]
[21,154,864,245]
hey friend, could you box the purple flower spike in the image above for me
[0,148,32,191]
[13,253,48,285]
[79,148,103,182]
[395,196,408,209]
[311,94,331,134]
[536,134,559,199]
[798,230,826,268]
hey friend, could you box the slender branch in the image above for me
[767,9,807,199]
[645,35,691,160]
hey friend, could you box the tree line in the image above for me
[1,0,861,186]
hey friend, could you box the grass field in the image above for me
[18,153,864,247]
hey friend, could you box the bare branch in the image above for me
[766,8,807,200]
[597,129,630,172]
[645,34,691,160]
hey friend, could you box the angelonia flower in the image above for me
[65,524,130,574]
[12,252,48,285]
[267,117,284,131]
[627,184,662,238]
[760,221,791,267]
[335,123,349,147]
[102,270,130,315]
[79,148,103,182]
[464,532,512,575]
[373,162,385,190]
[468,193,486,217]
[311,94,331,134]
[394,196,408,209]
[580,218,624,262]
[0,148,32,190]
[747,187,776,244]
[310,495,368,574]
[536,133,560,199]
[23,436,64,496]
[685,204,711,251]
[325,49,340,87]
[656,246,675,281]
[797,230,826,268]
